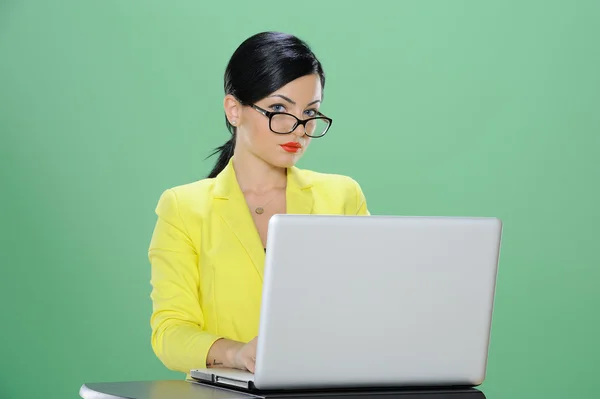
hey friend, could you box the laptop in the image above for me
[191,214,502,392]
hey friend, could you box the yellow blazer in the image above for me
[148,157,369,375]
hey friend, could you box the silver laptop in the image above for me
[191,214,502,391]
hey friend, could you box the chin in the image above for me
[271,152,303,168]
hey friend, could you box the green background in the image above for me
[1,1,599,398]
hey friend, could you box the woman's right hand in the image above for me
[229,336,258,373]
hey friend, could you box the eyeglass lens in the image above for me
[270,114,329,137]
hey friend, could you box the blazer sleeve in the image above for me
[342,176,371,216]
[354,179,370,216]
[148,188,222,373]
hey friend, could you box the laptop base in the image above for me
[189,376,486,398]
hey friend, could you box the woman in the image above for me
[148,31,370,377]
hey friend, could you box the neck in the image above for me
[232,151,287,195]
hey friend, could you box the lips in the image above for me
[280,142,302,153]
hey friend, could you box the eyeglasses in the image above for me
[251,104,332,138]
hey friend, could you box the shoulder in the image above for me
[294,167,368,215]
[296,167,364,193]
[153,177,216,216]
[169,178,216,201]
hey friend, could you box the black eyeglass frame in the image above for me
[251,104,333,138]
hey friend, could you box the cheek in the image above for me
[246,119,275,148]
[256,124,276,145]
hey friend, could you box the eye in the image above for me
[304,109,317,117]
[270,104,287,112]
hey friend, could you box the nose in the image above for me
[290,122,306,137]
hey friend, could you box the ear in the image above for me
[224,94,241,126]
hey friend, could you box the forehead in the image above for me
[268,74,322,102]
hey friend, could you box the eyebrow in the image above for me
[268,94,321,107]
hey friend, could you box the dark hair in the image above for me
[206,31,326,178]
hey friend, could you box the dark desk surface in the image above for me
[79,380,486,399]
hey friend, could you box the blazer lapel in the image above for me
[286,165,314,215]
[212,159,314,280]
[213,159,266,280]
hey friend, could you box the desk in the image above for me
[79,380,486,399]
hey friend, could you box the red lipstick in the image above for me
[280,142,302,153]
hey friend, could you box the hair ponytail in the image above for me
[206,134,235,178]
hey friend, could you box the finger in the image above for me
[246,358,256,374]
